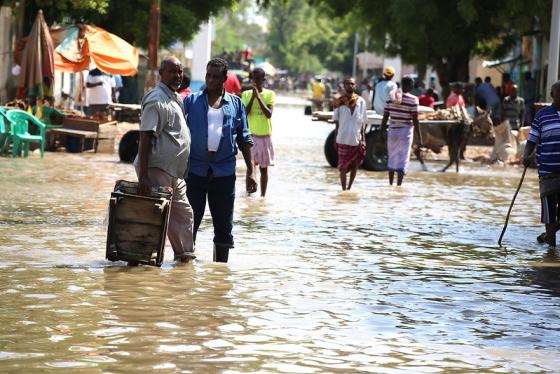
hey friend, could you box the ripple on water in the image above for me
[1,105,560,372]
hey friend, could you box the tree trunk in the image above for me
[145,0,160,94]
[416,63,427,87]
[432,50,470,101]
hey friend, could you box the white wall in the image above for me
[190,20,213,90]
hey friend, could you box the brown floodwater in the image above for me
[1,99,560,373]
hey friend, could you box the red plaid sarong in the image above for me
[337,143,365,172]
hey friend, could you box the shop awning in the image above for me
[51,25,139,76]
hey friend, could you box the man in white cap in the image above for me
[373,66,397,115]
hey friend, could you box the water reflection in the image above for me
[1,103,560,372]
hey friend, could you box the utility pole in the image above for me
[145,0,160,93]
[547,0,560,100]
[352,32,358,78]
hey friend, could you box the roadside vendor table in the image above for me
[47,117,117,153]
[108,103,141,123]
[47,128,98,152]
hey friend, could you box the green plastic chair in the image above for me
[6,109,46,158]
[0,108,11,155]
[33,105,65,129]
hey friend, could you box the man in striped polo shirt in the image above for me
[381,76,423,186]
[523,81,560,247]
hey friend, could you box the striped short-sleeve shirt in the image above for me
[385,92,419,128]
[527,105,560,176]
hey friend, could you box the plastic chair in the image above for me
[6,109,46,158]
[33,105,65,129]
[0,108,11,155]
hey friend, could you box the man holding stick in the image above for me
[523,81,560,248]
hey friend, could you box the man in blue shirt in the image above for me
[184,58,257,262]
[476,76,501,124]
[523,81,560,248]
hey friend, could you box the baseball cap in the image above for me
[383,66,395,77]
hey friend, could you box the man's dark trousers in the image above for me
[186,172,235,261]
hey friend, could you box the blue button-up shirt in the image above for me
[184,89,253,177]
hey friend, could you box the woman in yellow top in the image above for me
[242,68,275,197]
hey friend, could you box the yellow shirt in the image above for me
[312,82,325,98]
[242,88,275,136]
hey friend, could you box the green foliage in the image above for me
[89,0,236,48]
[13,0,235,48]
[311,0,552,84]
[265,0,354,74]
[213,0,267,55]
[2,0,108,12]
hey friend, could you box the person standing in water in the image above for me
[183,58,257,263]
[524,81,560,248]
[333,77,367,190]
[242,68,276,197]
[380,76,422,186]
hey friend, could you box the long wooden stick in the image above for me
[498,165,528,246]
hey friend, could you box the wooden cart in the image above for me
[313,110,460,171]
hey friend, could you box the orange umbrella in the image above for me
[53,25,139,76]
[18,10,55,99]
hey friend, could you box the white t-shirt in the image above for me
[207,106,224,151]
[333,96,367,146]
[86,74,115,105]
[373,79,397,114]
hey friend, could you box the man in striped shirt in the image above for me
[380,76,423,186]
[523,81,560,247]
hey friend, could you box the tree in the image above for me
[213,0,267,55]
[1,0,109,33]
[310,0,552,93]
[6,0,234,48]
[265,0,354,74]
[92,0,235,48]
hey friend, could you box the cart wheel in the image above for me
[324,130,338,168]
[118,130,139,163]
[363,130,388,171]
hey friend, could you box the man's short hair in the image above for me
[207,58,228,77]
[401,76,414,90]
[251,67,266,78]
[551,80,560,93]
[159,56,180,72]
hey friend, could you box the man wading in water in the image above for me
[524,81,560,248]
[184,58,257,263]
[381,76,422,186]
[134,56,195,264]
[333,77,367,190]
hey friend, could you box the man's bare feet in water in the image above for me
[175,253,196,264]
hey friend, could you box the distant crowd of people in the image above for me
[414,72,538,130]
[309,69,539,133]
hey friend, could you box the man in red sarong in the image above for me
[333,77,367,190]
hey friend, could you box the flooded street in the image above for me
[1,100,560,373]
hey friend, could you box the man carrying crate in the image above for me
[133,56,195,263]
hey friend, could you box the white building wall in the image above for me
[190,20,212,91]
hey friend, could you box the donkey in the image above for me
[414,107,493,172]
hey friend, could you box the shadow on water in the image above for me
[523,249,560,297]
